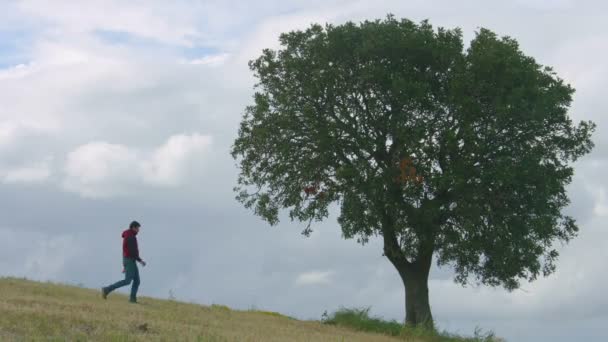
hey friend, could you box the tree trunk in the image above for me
[386,253,434,329]
[379,187,436,329]
[400,267,433,328]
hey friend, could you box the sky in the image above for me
[0,1,607,341]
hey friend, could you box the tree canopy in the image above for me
[231,16,595,326]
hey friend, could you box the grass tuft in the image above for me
[210,304,232,312]
[322,307,403,336]
[322,307,505,342]
[250,309,295,320]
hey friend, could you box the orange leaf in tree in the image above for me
[304,184,318,195]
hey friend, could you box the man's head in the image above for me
[130,220,141,233]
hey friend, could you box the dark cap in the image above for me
[129,221,141,229]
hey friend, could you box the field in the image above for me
[0,277,500,341]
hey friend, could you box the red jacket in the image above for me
[122,228,142,261]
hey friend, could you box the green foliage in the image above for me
[322,307,403,336]
[321,307,502,342]
[211,304,232,312]
[231,14,595,292]
[251,309,296,320]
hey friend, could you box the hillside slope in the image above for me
[0,277,405,341]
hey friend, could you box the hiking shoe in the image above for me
[101,287,108,299]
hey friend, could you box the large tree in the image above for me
[231,16,595,327]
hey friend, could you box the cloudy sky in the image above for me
[1,0,606,341]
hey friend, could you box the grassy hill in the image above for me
[0,277,500,341]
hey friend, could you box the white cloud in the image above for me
[0,54,120,142]
[514,0,574,10]
[2,159,52,184]
[551,35,608,98]
[63,141,139,198]
[63,134,212,198]
[593,187,608,217]
[24,235,82,281]
[187,53,231,66]
[143,133,213,186]
[0,229,82,281]
[0,121,18,148]
[295,270,334,286]
[16,0,199,46]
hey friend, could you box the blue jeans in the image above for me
[104,258,140,302]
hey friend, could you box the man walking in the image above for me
[102,221,146,303]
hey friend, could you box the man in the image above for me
[102,221,146,303]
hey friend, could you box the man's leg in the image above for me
[130,263,140,303]
[103,259,135,297]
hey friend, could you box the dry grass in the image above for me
[0,277,407,342]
